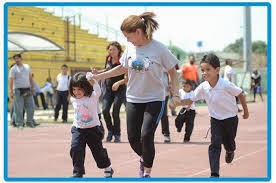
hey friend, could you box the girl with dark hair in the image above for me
[175,53,249,178]
[69,72,113,178]
[92,12,180,178]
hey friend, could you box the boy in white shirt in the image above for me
[175,53,249,178]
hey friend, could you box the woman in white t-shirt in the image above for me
[93,12,180,178]
[69,72,113,178]
[177,53,249,178]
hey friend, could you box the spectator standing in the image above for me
[251,69,264,102]
[32,74,47,110]
[54,64,71,123]
[223,59,242,112]
[181,54,199,88]
[9,54,36,128]
[40,77,55,109]
[223,59,235,83]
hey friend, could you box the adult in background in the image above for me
[9,54,36,128]
[251,69,264,102]
[32,74,47,110]
[40,77,55,109]
[54,64,71,123]
[92,12,180,178]
[223,59,242,112]
[223,59,235,83]
[181,54,199,89]
[91,41,127,143]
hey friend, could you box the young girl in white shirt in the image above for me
[175,53,249,178]
[69,72,113,178]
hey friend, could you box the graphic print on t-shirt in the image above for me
[75,104,93,127]
[128,56,153,72]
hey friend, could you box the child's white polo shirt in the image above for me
[179,89,196,110]
[191,78,242,120]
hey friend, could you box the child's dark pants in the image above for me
[209,116,238,175]
[70,126,111,175]
[175,108,196,140]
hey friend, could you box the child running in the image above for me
[174,53,249,178]
[69,72,113,178]
[175,79,196,143]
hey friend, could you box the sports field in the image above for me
[6,98,268,179]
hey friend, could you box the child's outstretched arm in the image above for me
[237,92,249,119]
[86,72,101,98]
[180,99,194,107]
[169,98,193,110]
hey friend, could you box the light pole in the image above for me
[243,6,252,73]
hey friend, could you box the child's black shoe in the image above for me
[210,172,219,178]
[225,151,235,163]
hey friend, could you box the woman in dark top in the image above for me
[92,41,126,142]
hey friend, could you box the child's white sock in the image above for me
[143,172,151,177]
[104,166,113,178]
[105,166,111,171]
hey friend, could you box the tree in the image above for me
[223,38,243,54]
[223,38,267,55]
[252,41,267,55]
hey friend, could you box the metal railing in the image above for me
[40,6,127,45]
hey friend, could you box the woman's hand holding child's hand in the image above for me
[86,72,94,81]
